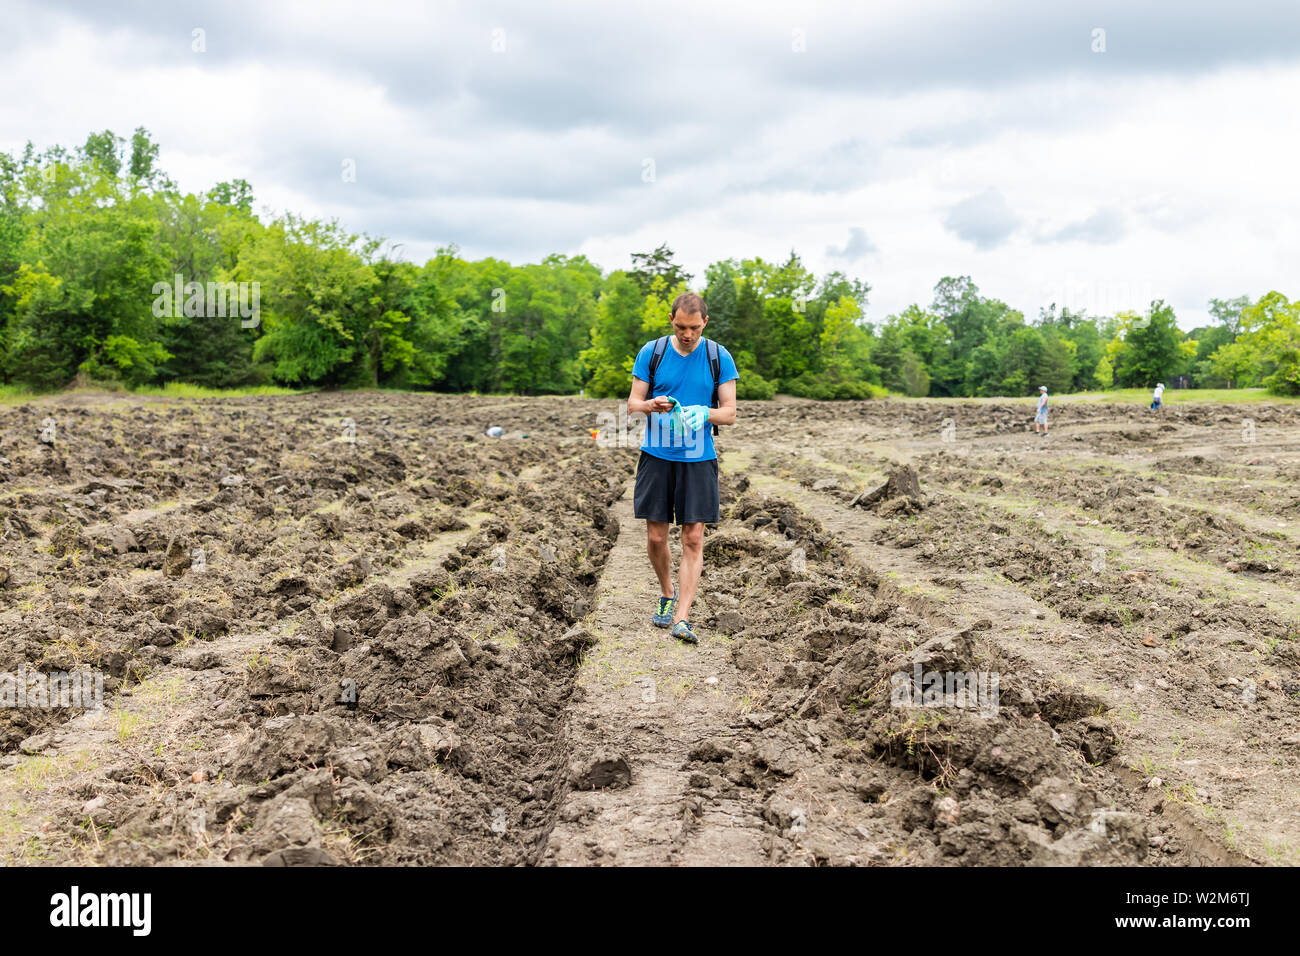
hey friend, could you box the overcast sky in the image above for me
[3,0,1299,329]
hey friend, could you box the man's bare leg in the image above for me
[646,520,674,598]
[673,522,705,624]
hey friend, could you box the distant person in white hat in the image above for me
[1033,385,1049,436]
[1150,382,1164,413]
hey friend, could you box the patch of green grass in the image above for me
[1129,753,1168,777]
[114,703,141,742]
[1063,387,1300,405]
[137,674,188,706]
[130,382,304,399]
[0,382,307,405]
[9,751,100,791]
[1261,837,1300,865]
[901,387,1300,405]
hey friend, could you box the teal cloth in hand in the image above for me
[680,405,710,432]
[664,396,686,436]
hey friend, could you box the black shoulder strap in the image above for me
[706,339,721,436]
[646,335,670,397]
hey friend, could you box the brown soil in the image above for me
[0,393,1295,865]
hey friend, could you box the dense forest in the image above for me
[1,129,1296,398]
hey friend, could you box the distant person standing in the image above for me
[1033,385,1049,436]
[1151,382,1164,413]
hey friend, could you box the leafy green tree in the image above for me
[900,351,930,397]
[208,179,255,214]
[152,191,265,387]
[788,294,879,397]
[1064,319,1103,391]
[1033,330,1077,395]
[580,271,647,397]
[628,244,690,298]
[4,155,168,388]
[876,305,949,394]
[818,296,869,381]
[1109,301,1187,387]
[394,259,463,388]
[423,248,509,392]
[763,297,813,382]
[0,206,22,378]
[730,278,770,378]
[1187,325,1234,387]
[1213,292,1300,394]
[702,259,738,342]
[1039,304,1104,391]
[1208,295,1250,339]
[235,214,379,385]
[127,127,168,190]
[81,130,123,178]
[1094,353,1114,388]
[493,254,602,394]
[999,326,1045,395]
[354,256,419,387]
[931,276,992,395]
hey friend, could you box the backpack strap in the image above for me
[646,335,670,398]
[706,338,721,437]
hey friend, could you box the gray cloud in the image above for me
[943,189,1021,250]
[1044,207,1126,244]
[827,227,878,261]
[24,0,1300,135]
[770,2,1300,95]
[721,137,882,196]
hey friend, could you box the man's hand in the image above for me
[647,395,674,414]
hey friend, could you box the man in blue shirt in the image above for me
[626,292,738,645]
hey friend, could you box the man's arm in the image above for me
[628,377,672,417]
[707,379,738,427]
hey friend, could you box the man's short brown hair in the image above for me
[670,292,708,318]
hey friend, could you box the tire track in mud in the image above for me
[542,488,770,865]
[745,469,1275,865]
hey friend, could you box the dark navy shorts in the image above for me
[633,451,720,525]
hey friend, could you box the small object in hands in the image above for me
[486,426,504,438]
[663,396,686,436]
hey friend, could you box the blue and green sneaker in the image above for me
[652,589,677,628]
[670,620,699,644]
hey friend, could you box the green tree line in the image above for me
[1,129,1295,397]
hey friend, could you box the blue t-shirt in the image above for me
[632,337,738,461]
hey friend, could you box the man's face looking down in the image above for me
[672,309,706,351]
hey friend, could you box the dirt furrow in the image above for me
[543,490,770,865]
[746,468,1289,864]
